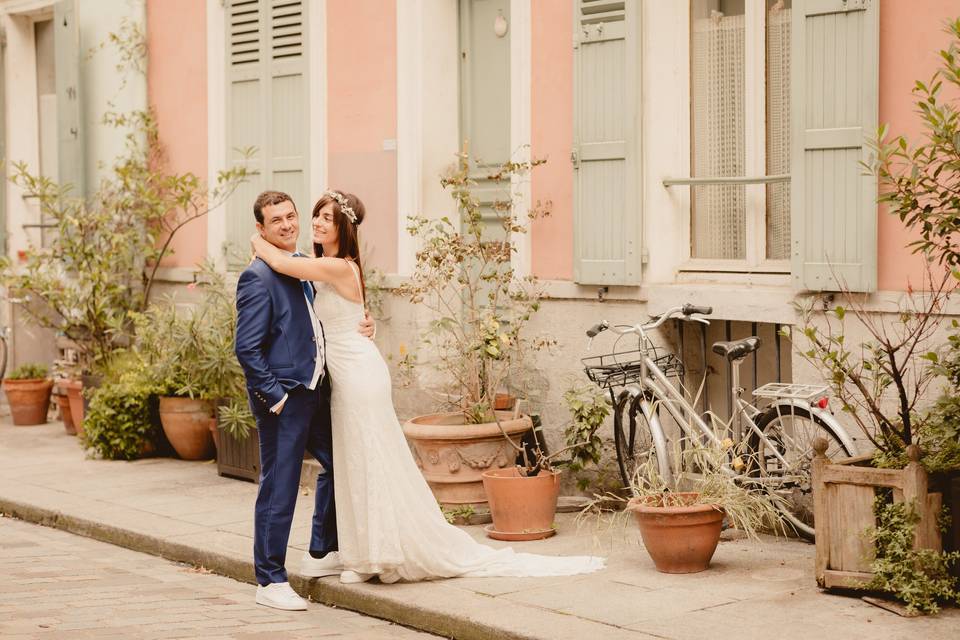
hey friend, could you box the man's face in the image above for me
[257,200,299,252]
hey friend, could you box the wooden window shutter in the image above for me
[225,0,309,267]
[573,0,640,286]
[54,0,85,200]
[790,0,878,292]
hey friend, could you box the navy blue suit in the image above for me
[235,257,337,586]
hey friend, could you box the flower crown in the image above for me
[325,190,357,224]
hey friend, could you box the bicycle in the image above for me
[581,303,857,540]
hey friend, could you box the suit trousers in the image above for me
[252,378,337,586]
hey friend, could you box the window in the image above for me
[688,0,791,269]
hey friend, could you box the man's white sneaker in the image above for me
[301,551,343,578]
[255,582,308,611]
[340,570,375,584]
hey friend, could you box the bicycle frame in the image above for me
[612,308,854,486]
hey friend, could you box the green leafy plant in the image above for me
[0,26,249,372]
[132,262,255,438]
[82,352,161,460]
[865,496,960,614]
[396,149,552,424]
[562,384,611,491]
[6,364,50,380]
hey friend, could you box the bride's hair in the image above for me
[313,190,366,302]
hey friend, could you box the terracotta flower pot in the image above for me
[60,379,85,436]
[627,492,725,574]
[402,411,532,508]
[55,388,77,435]
[482,467,561,540]
[3,378,54,426]
[158,396,215,460]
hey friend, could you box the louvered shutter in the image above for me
[791,0,878,292]
[225,0,309,266]
[54,0,85,199]
[573,0,640,285]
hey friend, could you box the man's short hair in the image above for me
[253,190,295,224]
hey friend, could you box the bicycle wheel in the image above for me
[747,404,854,540]
[613,389,657,489]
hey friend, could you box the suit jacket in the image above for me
[234,257,322,411]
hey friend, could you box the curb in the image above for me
[0,496,543,640]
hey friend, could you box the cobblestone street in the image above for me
[0,516,438,639]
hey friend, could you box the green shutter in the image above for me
[225,0,309,266]
[54,0,85,199]
[573,0,639,286]
[791,0,878,292]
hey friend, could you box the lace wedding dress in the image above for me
[313,264,604,582]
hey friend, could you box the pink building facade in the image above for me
[3,0,958,433]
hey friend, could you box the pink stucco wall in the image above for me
[146,0,207,268]
[326,0,398,273]
[530,0,574,281]
[877,1,957,291]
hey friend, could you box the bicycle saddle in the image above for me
[711,336,762,360]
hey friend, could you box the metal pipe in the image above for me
[662,174,790,187]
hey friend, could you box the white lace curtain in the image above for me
[690,7,791,262]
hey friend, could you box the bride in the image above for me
[251,190,604,584]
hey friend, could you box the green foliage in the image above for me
[865,496,960,615]
[82,353,161,460]
[442,504,476,525]
[0,27,249,371]
[396,149,552,423]
[6,363,49,380]
[562,385,611,491]
[132,262,255,438]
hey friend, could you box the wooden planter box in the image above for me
[213,425,260,483]
[812,440,943,589]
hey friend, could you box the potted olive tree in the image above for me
[397,151,551,509]
[3,363,54,426]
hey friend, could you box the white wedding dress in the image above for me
[313,265,604,582]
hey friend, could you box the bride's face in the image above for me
[312,203,338,246]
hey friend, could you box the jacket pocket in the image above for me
[267,326,294,369]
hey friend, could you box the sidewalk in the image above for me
[1,421,957,640]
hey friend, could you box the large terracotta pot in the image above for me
[482,467,561,540]
[60,379,85,436]
[402,411,532,508]
[158,397,215,460]
[627,492,724,574]
[55,387,77,435]
[3,378,54,426]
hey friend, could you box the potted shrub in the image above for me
[81,352,161,460]
[586,439,785,574]
[397,151,551,508]
[133,263,255,463]
[480,387,611,540]
[3,363,54,426]
[134,294,215,461]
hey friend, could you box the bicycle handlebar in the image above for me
[585,304,712,339]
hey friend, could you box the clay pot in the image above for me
[627,492,724,574]
[158,397,215,460]
[3,378,54,426]
[493,393,516,410]
[482,467,561,540]
[402,411,532,508]
[55,388,77,435]
[60,379,85,436]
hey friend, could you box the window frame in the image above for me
[681,0,791,275]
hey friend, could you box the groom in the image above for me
[235,190,374,610]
